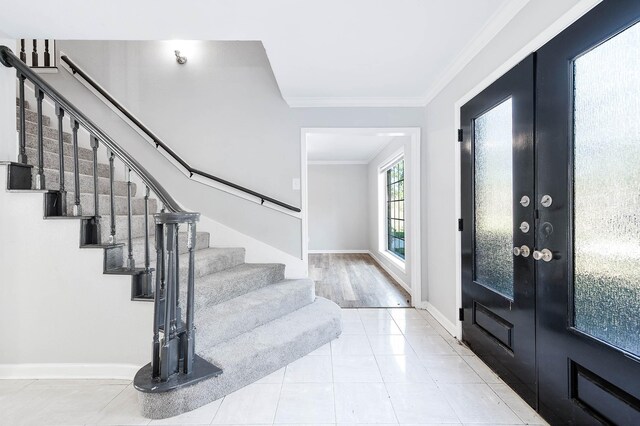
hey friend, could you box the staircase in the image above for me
[1,45,341,419]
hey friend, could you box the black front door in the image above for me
[536,0,640,423]
[460,54,536,407]
[461,0,640,424]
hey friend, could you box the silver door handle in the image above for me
[513,245,530,257]
[533,248,553,262]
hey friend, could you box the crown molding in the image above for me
[307,160,369,165]
[285,96,428,108]
[422,0,531,105]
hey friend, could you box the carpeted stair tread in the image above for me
[99,214,154,241]
[124,231,210,262]
[138,297,342,419]
[17,109,51,126]
[25,147,110,177]
[21,121,72,143]
[38,168,134,196]
[191,263,285,310]
[150,247,246,281]
[25,134,94,161]
[64,192,158,216]
[195,278,315,350]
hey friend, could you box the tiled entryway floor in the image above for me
[0,308,547,425]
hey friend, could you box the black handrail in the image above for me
[60,54,302,214]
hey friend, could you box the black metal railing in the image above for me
[59,54,301,213]
[19,39,56,68]
[0,45,221,392]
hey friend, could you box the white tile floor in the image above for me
[0,308,548,426]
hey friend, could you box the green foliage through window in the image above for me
[386,159,405,259]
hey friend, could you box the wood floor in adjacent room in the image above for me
[309,253,411,308]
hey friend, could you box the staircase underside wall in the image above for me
[0,164,152,379]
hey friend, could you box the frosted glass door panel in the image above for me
[573,22,640,356]
[474,99,514,299]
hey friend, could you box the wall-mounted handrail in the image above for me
[59,54,302,214]
[0,46,182,213]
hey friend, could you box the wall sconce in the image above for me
[174,50,187,65]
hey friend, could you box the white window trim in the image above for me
[379,149,406,270]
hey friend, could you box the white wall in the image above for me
[0,35,16,161]
[422,0,593,329]
[308,164,368,251]
[368,136,412,288]
[43,40,426,258]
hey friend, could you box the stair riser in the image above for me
[25,147,110,178]
[66,192,158,216]
[16,98,31,110]
[25,134,93,161]
[39,169,135,197]
[151,248,245,284]
[192,264,286,310]
[196,280,315,350]
[21,121,72,143]
[17,110,51,126]
[99,215,154,242]
[127,232,210,264]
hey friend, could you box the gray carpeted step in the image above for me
[192,263,285,310]
[64,192,158,216]
[125,231,210,262]
[16,98,31,109]
[17,110,51,126]
[195,279,315,350]
[25,147,110,178]
[138,297,342,419]
[25,134,93,161]
[22,121,72,143]
[149,247,246,282]
[39,168,134,196]
[99,214,154,241]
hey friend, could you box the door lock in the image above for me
[513,245,531,257]
[533,248,553,262]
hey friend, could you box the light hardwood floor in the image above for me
[309,253,411,308]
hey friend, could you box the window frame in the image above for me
[384,157,406,261]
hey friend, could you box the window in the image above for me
[386,159,405,259]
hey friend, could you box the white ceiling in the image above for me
[307,131,405,163]
[0,0,528,107]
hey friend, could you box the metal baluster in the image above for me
[70,118,81,216]
[34,87,45,189]
[143,186,151,295]
[44,40,50,67]
[56,106,66,215]
[126,168,135,269]
[161,223,176,381]
[17,73,27,164]
[152,222,164,378]
[19,40,26,63]
[107,150,116,243]
[90,136,101,241]
[184,221,197,373]
[31,40,38,67]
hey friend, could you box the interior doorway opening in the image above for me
[301,128,421,308]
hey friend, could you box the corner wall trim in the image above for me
[0,363,140,380]
[416,301,459,338]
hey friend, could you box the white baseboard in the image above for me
[416,301,459,339]
[0,363,140,380]
[308,249,369,254]
[367,250,411,296]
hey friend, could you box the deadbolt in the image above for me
[541,195,553,207]
[513,245,530,257]
[520,196,530,207]
[533,248,553,262]
[519,222,530,233]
